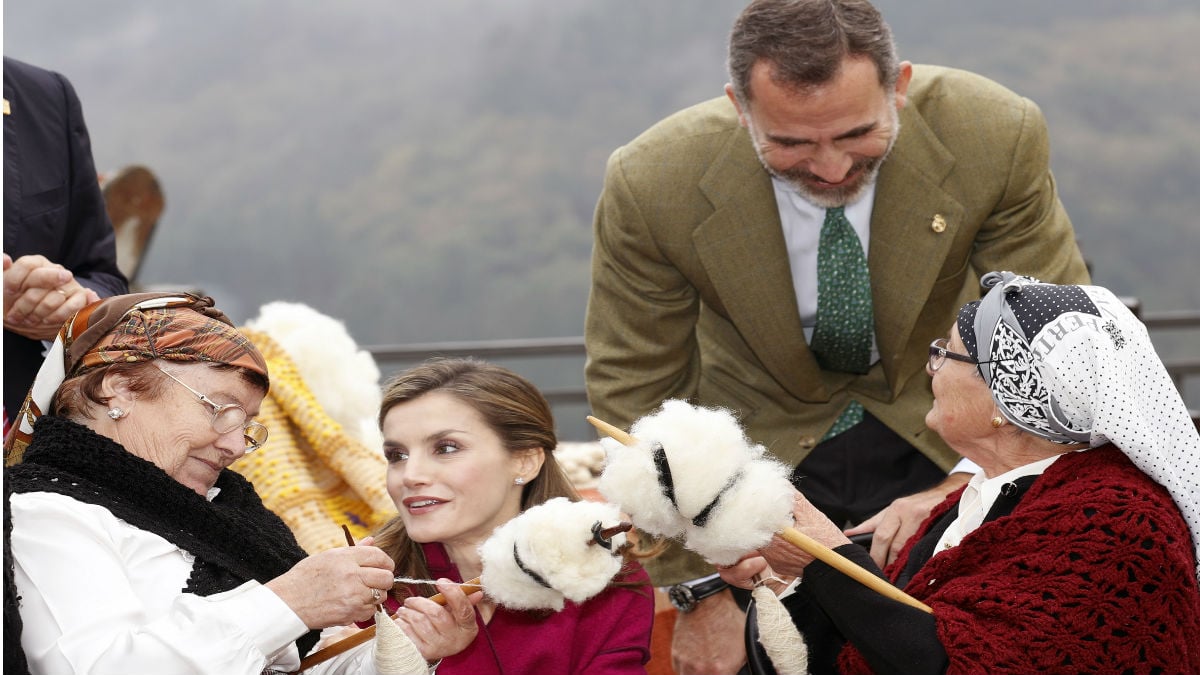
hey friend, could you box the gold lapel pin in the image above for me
[931,214,947,233]
[3,99,10,116]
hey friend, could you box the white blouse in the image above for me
[10,491,378,675]
[933,454,1066,553]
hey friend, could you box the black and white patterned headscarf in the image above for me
[958,271,1200,580]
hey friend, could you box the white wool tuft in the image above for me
[598,399,794,565]
[554,441,607,490]
[479,498,627,611]
[683,457,794,565]
[597,436,687,538]
[245,301,383,447]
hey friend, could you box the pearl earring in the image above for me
[108,407,127,420]
[514,477,525,485]
[991,416,1005,428]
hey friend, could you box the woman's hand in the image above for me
[717,556,769,590]
[395,578,483,661]
[266,545,396,628]
[718,556,795,597]
[758,491,850,578]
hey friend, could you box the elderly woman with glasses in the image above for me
[3,292,396,675]
[722,272,1200,675]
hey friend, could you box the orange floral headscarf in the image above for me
[4,292,268,465]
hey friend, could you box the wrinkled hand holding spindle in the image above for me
[266,544,397,630]
[717,492,848,591]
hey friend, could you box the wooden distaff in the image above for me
[587,415,933,614]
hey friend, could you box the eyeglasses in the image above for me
[927,338,1014,372]
[154,364,268,452]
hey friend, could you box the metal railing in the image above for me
[366,309,1200,440]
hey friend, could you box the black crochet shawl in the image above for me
[4,416,321,671]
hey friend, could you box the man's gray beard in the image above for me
[749,109,900,210]
[771,159,886,209]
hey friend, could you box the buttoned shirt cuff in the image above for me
[775,577,802,601]
[197,581,309,660]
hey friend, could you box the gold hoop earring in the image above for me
[991,416,1005,428]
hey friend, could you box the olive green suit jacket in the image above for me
[584,65,1090,583]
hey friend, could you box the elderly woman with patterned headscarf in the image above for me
[3,293,398,675]
[720,272,1200,675]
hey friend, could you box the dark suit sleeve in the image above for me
[790,544,947,675]
[53,69,127,298]
[3,60,127,415]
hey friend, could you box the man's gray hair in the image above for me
[727,0,899,105]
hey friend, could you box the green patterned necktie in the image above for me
[811,206,873,439]
[811,206,873,373]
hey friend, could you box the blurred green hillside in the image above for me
[4,0,1198,353]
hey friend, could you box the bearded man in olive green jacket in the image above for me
[585,1,1089,673]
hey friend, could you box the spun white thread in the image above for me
[373,607,429,675]
[393,576,467,588]
[752,584,809,675]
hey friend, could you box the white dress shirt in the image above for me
[10,491,378,675]
[773,178,986,479]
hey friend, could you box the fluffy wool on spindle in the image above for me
[478,498,627,611]
[598,400,794,565]
[683,456,794,565]
[597,436,687,538]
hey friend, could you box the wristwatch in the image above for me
[667,572,729,613]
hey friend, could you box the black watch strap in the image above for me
[668,572,729,613]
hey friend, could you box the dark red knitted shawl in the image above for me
[840,445,1200,675]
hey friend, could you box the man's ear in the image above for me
[892,61,913,110]
[725,83,750,128]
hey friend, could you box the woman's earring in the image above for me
[991,415,1005,428]
[107,407,127,420]
[514,477,525,485]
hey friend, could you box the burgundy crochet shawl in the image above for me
[841,445,1200,675]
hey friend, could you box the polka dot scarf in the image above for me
[958,271,1200,581]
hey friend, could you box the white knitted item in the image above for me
[373,607,429,675]
[752,585,809,674]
